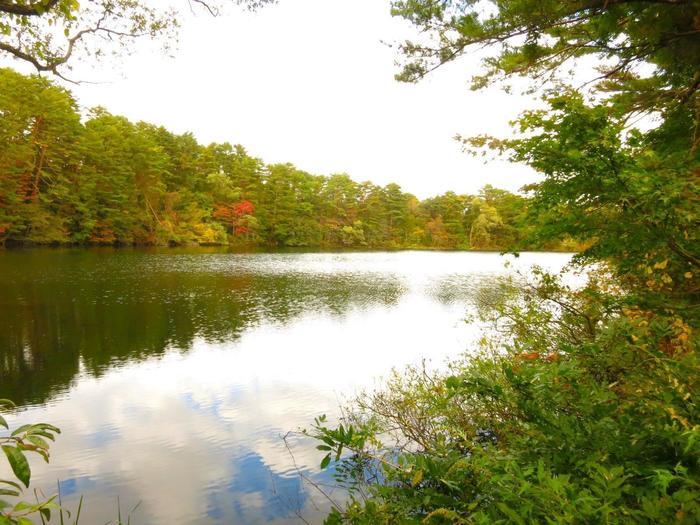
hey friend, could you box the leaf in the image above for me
[0,489,19,497]
[496,502,526,525]
[27,430,57,441]
[0,480,22,491]
[411,469,423,487]
[27,435,50,451]
[320,453,331,470]
[0,415,6,430]
[34,424,60,435]
[445,376,461,390]
[11,424,34,437]
[39,506,51,522]
[2,446,31,488]
[12,501,35,512]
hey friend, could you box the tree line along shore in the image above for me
[0,68,578,252]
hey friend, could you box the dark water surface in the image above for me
[0,249,571,524]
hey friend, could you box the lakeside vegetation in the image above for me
[0,68,578,252]
[0,0,698,523]
[306,0,700,523]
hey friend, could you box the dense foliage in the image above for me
[311,272,699,523]
[307,1,700,523]
[0,68,571,251]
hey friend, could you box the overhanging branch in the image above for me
[0,0,61,17]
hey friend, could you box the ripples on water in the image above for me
[0,249,571,524]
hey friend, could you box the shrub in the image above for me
[309,272,699,524]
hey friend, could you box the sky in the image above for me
[7,0,542,199]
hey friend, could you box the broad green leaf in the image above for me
[2,446,31,488]
[27,436,50,450]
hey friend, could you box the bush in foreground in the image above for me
[310,272,699,523]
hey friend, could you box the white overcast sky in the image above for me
[9,0,542,199]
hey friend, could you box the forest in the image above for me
[0,0,698,523]
[0,68,568,251]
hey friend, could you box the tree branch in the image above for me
[0,0,61,17]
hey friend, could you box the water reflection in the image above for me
[0,249,571,524]
[1,250,407,406]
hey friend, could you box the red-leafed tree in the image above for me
[213,200,255,236]
[233,200,254,217]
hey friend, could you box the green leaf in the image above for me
[0,480,21,491]
[27,436,50,451]
[445,376,461,390]
[411,469,423,487]
[39,506,51,522]
[11,424,34,437]
[496,502,526,525]
[0,415,6,430]
[2,446,31,488]
[12,501,35,512]
[34,424,60,435]
[320,453,331,470]
[28,431,55,442]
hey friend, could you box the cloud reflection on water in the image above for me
[1,250,572,524]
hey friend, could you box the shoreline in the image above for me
[0,244,578,254]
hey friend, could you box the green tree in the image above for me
[392,0,699,304]
[0,67,561,251]
[392,0,700,120]
[259,164,323,246]
[469,199,504,249]
[0,68,81,244]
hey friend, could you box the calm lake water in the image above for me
[0,249,571,524]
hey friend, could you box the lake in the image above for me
[0,249,571,524]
